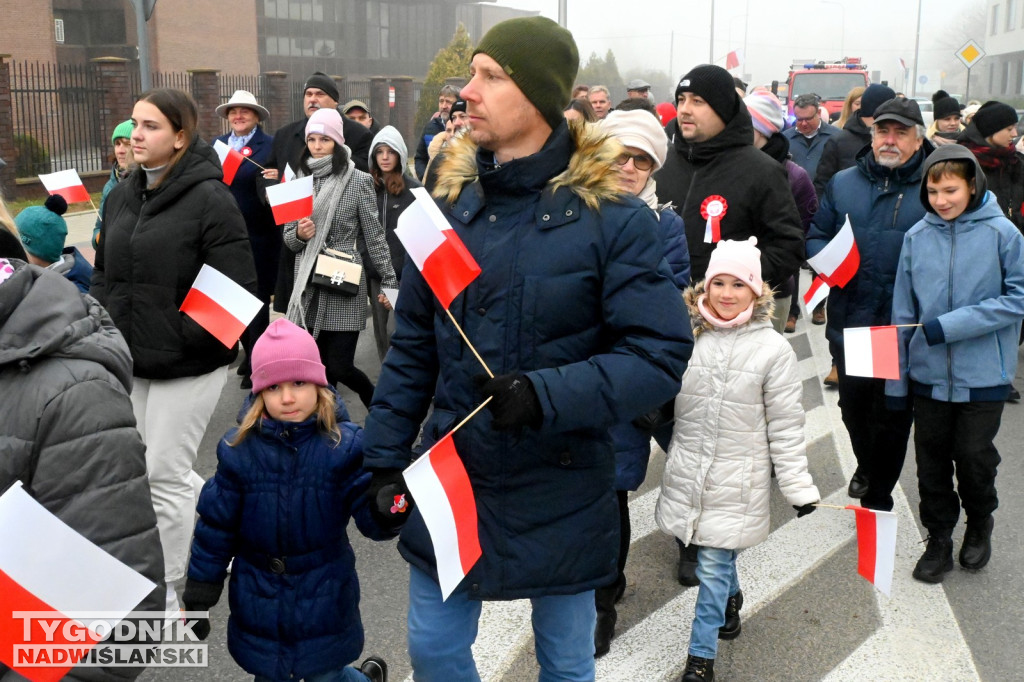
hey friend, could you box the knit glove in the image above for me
[474,373,543,432]
[182,579,223,641]
[367,468,413,533]
[793,503,817,518]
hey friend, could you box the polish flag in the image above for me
[803,275,830,312]
[843,326,900,380]
[846,505,897,596]
[38,169,89,204]
[0,482,157,682]
[395,187,481,310]
[179,264,261,348]
[807,217,860,288]
[725,50,741,71]
[402,432,482,600]
[266,175,314,225]
[283,163,296,183]
[213,140,245,186]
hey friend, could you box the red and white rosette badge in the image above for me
[701,195,728,244]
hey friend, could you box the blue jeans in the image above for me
[408,565,596,681]
[689,546,740,659]
[255,666,367,682]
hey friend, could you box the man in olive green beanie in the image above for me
[472,16,579,130]
[365,11,692,682]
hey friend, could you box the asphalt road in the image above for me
[61,213,1022,681]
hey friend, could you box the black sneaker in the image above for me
[359,656,387,682]
[959,516,994,570]
[677,543,700,587]
[913,535,954,583]
[719,590,743,640]
[681,654,715,682]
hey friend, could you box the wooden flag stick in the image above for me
[243,155,268,172]
[892,324,922,328]
[449,397,493,437]
[813,503,852,510]
[446,307,493,378]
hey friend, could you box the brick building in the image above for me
[1,0,515,79]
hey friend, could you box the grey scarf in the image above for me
[286,152,355,331]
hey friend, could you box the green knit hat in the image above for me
[473,16,579,131]
[111,119,133,144]
[16,195,68,264]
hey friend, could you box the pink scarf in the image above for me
[697,294,754,329]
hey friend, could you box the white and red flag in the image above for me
[725,50,742,71]
[283,163,296,183]
[844,325,900,380]
[846,505,897,596]
[395,187,481,310]
[266,175,314,225]
[803,275,830,312]
[402,432,482,600]
[0,481,157,682]
[213,139,245,186]
[179,264,261,348]
[807,217,860,288]
[38,169,89,204]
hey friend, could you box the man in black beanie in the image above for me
[266,72,374,313]
[656,63,803,321]
[362,15,692,679]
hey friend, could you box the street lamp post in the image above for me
[911,0,923,97]
[130,0,157,92]
[558,0,567,28]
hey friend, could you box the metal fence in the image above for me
[10,60,415,178]
[10,61,106,177]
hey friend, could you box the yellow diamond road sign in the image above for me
[956,40,985,69]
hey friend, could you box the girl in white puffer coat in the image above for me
[655,238,820,682]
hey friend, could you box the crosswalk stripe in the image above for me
[403,318,979,681]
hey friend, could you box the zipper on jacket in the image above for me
[891,193,904,228]
[946,223,956,401]
[126,193,148,347]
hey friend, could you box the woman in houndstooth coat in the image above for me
[282,108,397,407]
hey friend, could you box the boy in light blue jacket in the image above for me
[887,144,1024,584]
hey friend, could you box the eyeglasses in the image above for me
[615,152,654,171]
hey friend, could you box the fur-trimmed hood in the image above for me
[684,279,775,336]
[431,119,626,212]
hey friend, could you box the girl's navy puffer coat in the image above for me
[187,401,390,681]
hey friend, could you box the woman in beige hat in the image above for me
[216,89,281,388]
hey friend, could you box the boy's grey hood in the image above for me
[919,144,988,215]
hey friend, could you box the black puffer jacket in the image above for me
[0,261,165,681]
[813,113,873,197]
[958,122,1024,233]
[655,104,804,290]
[91,137,257,379]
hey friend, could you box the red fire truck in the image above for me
[785,58,870,119]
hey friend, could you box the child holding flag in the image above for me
[887,145,1024,583]
[183,318,403,682]
[656,238,820,682]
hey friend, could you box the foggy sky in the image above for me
[492,0,983,98]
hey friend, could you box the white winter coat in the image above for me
[656,283,819,550]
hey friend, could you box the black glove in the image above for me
[474,373,543,432]
[793,503,817,518]
[182,579,222,641]
[367,468,413,533]
[632,399,675,434]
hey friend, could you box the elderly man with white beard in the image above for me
[807,96,934,513]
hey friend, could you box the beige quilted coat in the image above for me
[656,281,820,549]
